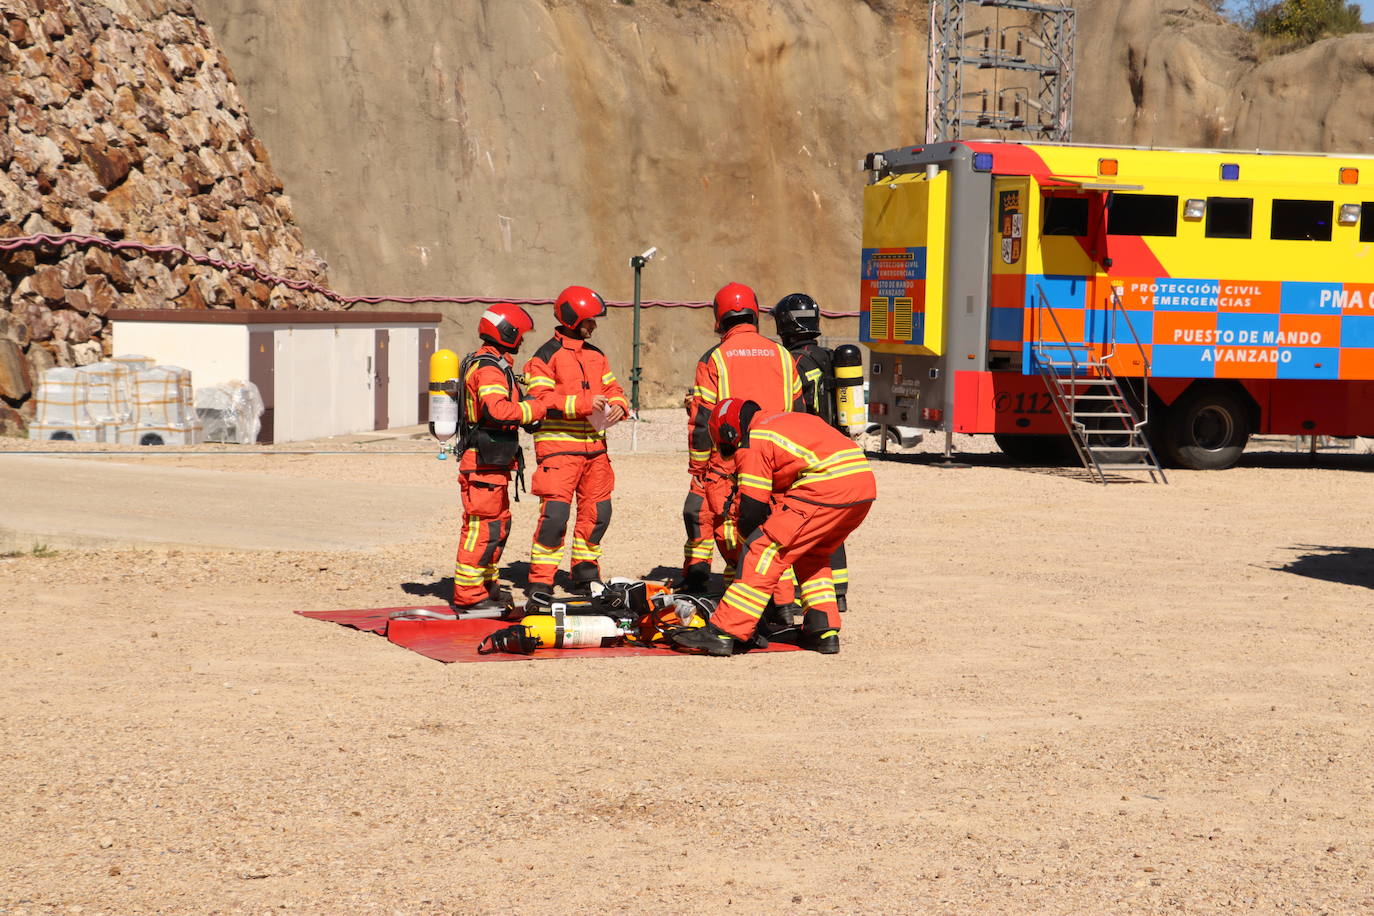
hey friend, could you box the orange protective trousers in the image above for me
[704,464,799,603]
[681,472,715,582]
[702,459,740,580]
[452,451,513,606]
[528,451,615,588]
[710,498,871,641]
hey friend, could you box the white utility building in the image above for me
[109,309,440,444]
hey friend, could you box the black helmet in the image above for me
[772,293,821,341]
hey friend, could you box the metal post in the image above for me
[630,256,644,416]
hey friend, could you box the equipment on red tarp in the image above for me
[479,580,712,654]
[295,578,805,663]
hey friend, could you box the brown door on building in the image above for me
[373,329,389,431]
[248,330,275,444]
[418,328,436,424]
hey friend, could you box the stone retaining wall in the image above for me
[0,0,332,434]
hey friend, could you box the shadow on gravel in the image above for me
[1274,546,1374,591]
[1235,451,1374,472]
[401,577,451,600]
[863,450,1150,484]
[640,565,681,583]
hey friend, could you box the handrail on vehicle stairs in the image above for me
[1031,283,1167,484]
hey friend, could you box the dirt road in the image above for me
[1,420,1371,914]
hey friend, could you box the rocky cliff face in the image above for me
[4,0,1373,423]
[0,0,330,433]
[1073,0,1374,151]
[196,0,1374,405]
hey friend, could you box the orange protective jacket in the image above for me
[735,411,877,508]
[687,324,803,474]
[524,331,630,459]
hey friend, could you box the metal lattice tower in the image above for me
[925,0,1076,144]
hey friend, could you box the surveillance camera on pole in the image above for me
[628,246,658,439]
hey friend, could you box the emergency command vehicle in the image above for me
[859,140,1374,471]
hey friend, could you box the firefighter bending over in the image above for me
[773,292,851,613]
[451,304,547,614]
[523,286,627,595]
[681,282,803,591]
[672,399,876,656]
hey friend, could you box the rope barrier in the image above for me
[0,232,862,317]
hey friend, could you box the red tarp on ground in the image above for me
[296,605,801,663]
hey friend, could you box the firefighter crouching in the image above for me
[523,285,627,595]
[671,399,876,656]
[682,282,803,591]
[451,304,547,614]
[772,292,851,613]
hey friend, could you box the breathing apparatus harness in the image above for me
[457,349,533,500]
[475,580,721,654]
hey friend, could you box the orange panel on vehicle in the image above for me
[1105,345,1152,376]
[990,273,1026,308]
[1047,308,1086,342]
[1279,314,1342,346]
[1342,283,1374,314]
[1215,351,1278,379]
[1218,280,1282,314]
[1339,348,1374,379]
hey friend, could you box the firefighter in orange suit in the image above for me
[672,400,876,656]
[680,387,716,592]
[523,286,628,594]
[452,304,547,613]
[681,282,803,592]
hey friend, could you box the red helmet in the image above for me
[478,303,534,349]
[712,282,759,332]
[554,285,607,332]
[708,397,761,456]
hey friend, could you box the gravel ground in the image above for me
[1,414,1372,914]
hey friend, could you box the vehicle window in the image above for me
[1205,197,1253,239]
[1363,203,1373,244]
[1271,199,1332,241]
[1107,193,1178,237]
[1042,196,1089,236]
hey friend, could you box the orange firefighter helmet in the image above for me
[554,285,607,332]
[478,303,535,349]
[712,281,759,332]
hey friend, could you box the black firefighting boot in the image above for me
[801,608,840,654]
[756,601,801,644]
[676,566,712,595]
[669,622,738,657]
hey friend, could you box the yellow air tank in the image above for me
[833,344,866,432]
[428,348,460,441]
[519,611,626,649]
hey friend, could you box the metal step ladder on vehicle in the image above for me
[1031,285,1167,484]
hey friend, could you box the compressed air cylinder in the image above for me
[519,613,625,649]
[428,348,460,441]
[833,344,866,432]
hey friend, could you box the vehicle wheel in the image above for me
[1161,387,1251,470]
[993,432,1077,465]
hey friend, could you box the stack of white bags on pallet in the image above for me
[29,355,203,445]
